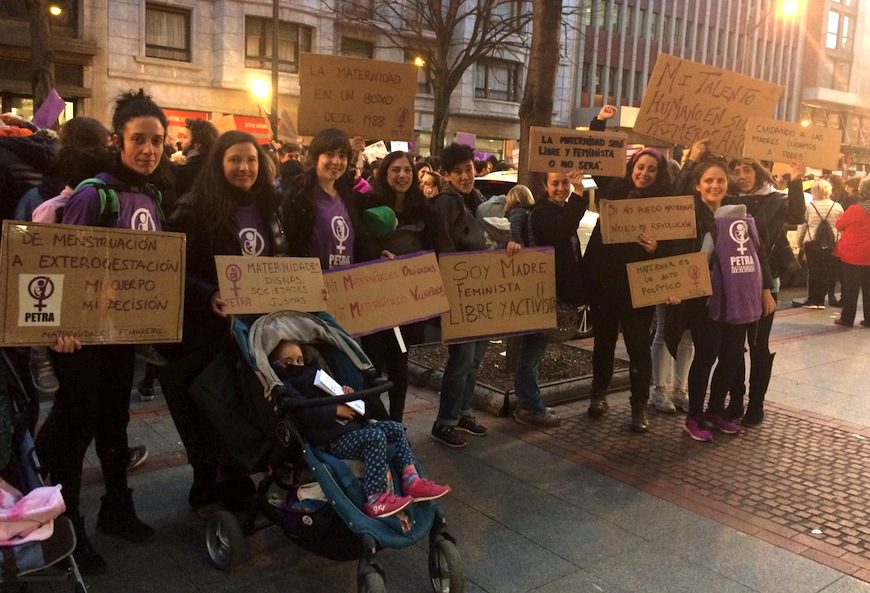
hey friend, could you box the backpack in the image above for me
[805,202,837,254]
[65,178,164,226]
[708,214,763,325]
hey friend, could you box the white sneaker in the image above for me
[673,390,690,413]
[650,389,676,413]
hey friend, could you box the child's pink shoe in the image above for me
[364,493,413,518]
[404,478,451,502]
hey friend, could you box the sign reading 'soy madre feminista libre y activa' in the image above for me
[599,196,697,244]
[439,248,557,344]
[633,53,783,157]
[626,252,712,309]
[527,126,627,177]
[323,251,449,337]
[298,53,417,140]
[214,256,327,314]
[0,221,186,345]
[742,117,842,171]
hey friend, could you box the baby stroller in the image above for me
[0,350,85,592]
[201,311,463,593]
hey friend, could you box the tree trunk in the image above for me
[27,0,55,112]
[517,0,562,191]
[429,84,452,158]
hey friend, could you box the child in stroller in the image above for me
[269,340,450,518]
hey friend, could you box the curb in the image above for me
[407,359,632,417]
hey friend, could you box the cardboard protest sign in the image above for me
[439,248,556,344]
[599,196,696,244]
[634,54,783,156]
[743,117,841,170]
[626,252,712,309]
[0,221,185,345]
[322,251,449,337]
[298,54,416,140]
[528,126,627,177]
[363,140,389,163]
[214,256,327,314]
[31,89,65,129]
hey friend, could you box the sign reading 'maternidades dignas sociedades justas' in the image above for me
[0,221,186,345]
[298,53,417,140]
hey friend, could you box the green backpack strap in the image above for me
[72,177,120,226]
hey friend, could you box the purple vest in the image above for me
[707,215,762,325]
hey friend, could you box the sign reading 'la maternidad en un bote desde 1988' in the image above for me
[298,53,417,140]
[322,251,450,337]
[438,248,557,344]
[0,221,186,345]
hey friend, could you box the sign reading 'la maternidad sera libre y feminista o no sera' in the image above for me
[298,53,417,140]
[438,248,557,345]
[633,53,784,157]
[527,127,627,177]
[0,221,186,345]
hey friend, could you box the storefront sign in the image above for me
[599,195,696,244]
[528,126,627,176]
[634,54,783,156]
[214,256,327,314]
[626,252,712,309]
[298,54,416,140]
[322,251,449,337]
[439,248,556,344]
[162,108,209,146]
[0,221,185,345]
[743,117,842,170]
[212,114,272,144]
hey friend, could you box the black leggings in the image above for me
[688,318,750,419]
[592,306,654,405]
[361,329,409,423]
[39,345,134,521]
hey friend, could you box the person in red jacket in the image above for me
[833,178,870,327]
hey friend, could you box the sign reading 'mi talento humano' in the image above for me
[0,221,186,345]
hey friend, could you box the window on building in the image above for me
[826,9,854,51]
[475,59,521,102]
[492,0,521,20]
[340,37,373,58]
[340,0,374,18]
[580,4,592,27]
[245,16,312,73]
[593,2,606,28]
[145,4,191,62]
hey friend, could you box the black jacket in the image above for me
[358,186,429,259]
[0,132,55,223]
[425,184,487,255]
[530,194,588,304]
[174,152,206,200]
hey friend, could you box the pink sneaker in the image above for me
[404,478,451,502]
[684,417,713,442]
[364,493,413,518]
[706,412,741,435]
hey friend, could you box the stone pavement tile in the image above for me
[528,569,637,593]
[586,542,755,593]
[437,498,579,593]
[658,515,843,593]
[820,576,870,593]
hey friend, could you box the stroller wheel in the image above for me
[358,571,386,593]
[428,538,464,593]
[205,510,247,570]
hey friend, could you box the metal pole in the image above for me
[271,0,279,141]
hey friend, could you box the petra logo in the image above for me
[728,220,749,255]
[331,216,349,254]
[225,264,242,298]
[131,208,156,231]
[239,228,265,256]
[19,274,63,326]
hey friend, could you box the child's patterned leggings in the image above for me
[330,421,416,496]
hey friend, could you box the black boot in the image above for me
[724,392,745,421]
[743,353,775,427]
[71,516,107,576]
[587,391,609,419]
[96,488,155,543]
[630,403,649,433]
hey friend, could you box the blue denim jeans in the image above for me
[437,340,488,426]
[513,333,549,413]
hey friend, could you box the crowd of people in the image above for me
[2,91,870,576]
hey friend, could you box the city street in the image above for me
[73,295,870,593]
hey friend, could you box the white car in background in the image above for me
[474,170,599,339]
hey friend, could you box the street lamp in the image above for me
[250,78,271,104]
[49,5,62,16]
[413,56,426,68]
[741,0,800,75]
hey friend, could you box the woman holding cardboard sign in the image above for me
[584,104,675,433]
[162,130,280,513]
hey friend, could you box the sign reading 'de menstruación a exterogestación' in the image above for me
[438,248,557,344]
[633,53,784,157]
[298,53,417,140]
[0,221,185,345]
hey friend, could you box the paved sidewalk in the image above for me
[68,300,869,593]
